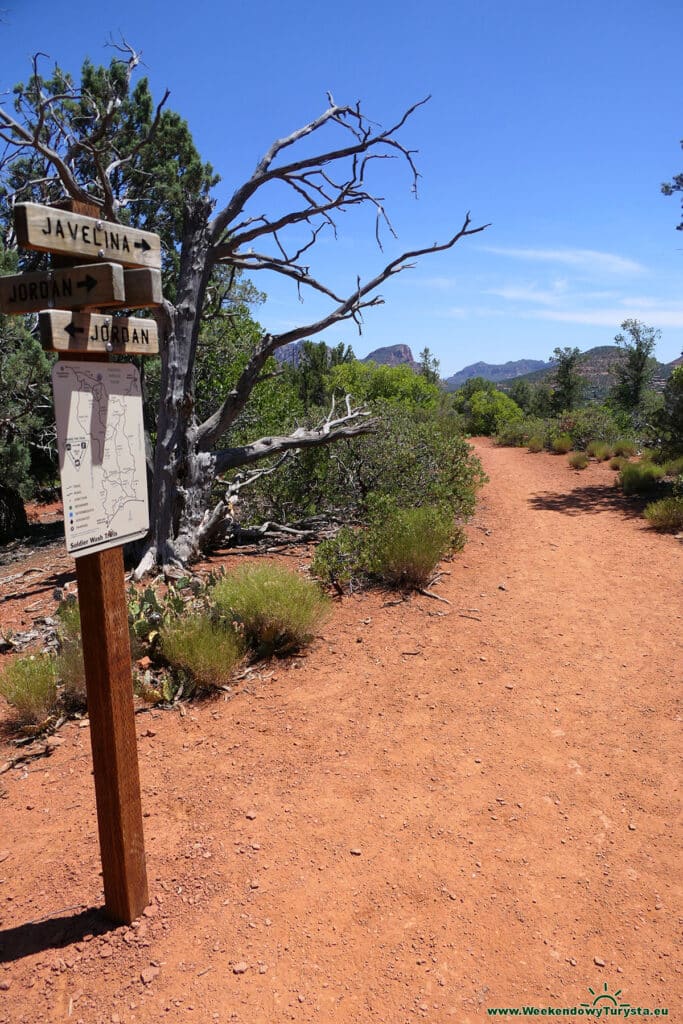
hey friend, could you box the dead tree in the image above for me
[0,47,488,574]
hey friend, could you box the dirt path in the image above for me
[0,440,681,1023]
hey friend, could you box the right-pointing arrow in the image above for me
[77,274,98,293]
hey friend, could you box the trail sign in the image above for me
[52,361,149,557]
[39,310,160,354]
[120,268,163,308]
[14,202,161,269]
[0,262,125,315]
[2,197,158,925]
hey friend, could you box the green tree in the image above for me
[661,140,683,230]
[418,347,441,385]
[506,378,533,413]
[1,49,487,572]
[0,243,53,537]
[293,341,355,410]
[610,318,659,414]
[460,389,523,436]
[329,360,441,409]
[552,347,585,412]
[656,365,683,451]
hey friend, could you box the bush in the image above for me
[460,389,523,436]
[240,405,485,526]
[0,655,57,725]
[643,496,683,531]
[619,462,665,495]
[527,436,545,453]
[161,614,244,690]
[568,452,589,470]
[310,527,368,593]
[554,405,626,450]
[212,564,331,656]
[663,456,683,477]
[614,440,636,457]
[552,434,573,454]
[54,597,86,709]
[609,456,628,471]
[366,505,462,589]
[586,441,613,461]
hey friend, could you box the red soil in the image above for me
[0,440,680,1023]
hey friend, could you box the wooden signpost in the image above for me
[1,199,163,924]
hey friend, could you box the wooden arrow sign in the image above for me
[121,269,163,309]
[39,311,159,354]
[14,202,161,270]
[0,263,125,315]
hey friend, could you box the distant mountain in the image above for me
[497,345,675,398]
[274,340,307,367]
[362,344,419,371]
[444,358,552,392]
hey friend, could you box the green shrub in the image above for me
[310,527,368,593]
[643,496,683,531]
[663,456,683,477]
[552,434,573,454]
[527,436,545,453]
[586,441,613,461]
[614,440,636,457]
[54,597,86,709]
[568,451,589,470]
[161,614,244,691]
[0,655,57,725]
[609,456,627,471]
[366,505,463,589]
[555,405,625,449]
[619,461,665,495]
[212,564,331,656]
[241,405,485,526]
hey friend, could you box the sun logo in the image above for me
[580,982,630,1011]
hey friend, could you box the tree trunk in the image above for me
[141,198,213,573]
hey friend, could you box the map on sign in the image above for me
[51,361,149,557]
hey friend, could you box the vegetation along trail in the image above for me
[1,440,680,1023]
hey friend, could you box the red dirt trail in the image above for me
[0,439,681,1023]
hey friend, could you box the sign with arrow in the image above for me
[0,263,126,315]
[39,310,159,354]
[14,202,161,270]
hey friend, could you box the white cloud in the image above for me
[531,307,683,328]
[480,246,646,275]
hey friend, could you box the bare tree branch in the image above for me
[196,212,488,451]
[213,400,376,475]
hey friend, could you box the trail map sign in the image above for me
[51,361,149,557]
[14,202,161,269]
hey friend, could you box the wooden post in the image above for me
[56,200,149,924]
[76,547,149,923]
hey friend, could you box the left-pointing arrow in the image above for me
[77,274,98,293]
[64,323,85,338]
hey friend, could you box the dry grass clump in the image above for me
[619,461,665,495]
[212,564,331,656]
[552,434,573,454]
[643,496,683,532]
[568,451,589,470]
[527,436,544,453]
[586,441,613,461]
[0,655,57,725]
[161,614,244,689]
[368,506,462,589]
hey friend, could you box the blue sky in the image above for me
[2,0,682,374]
